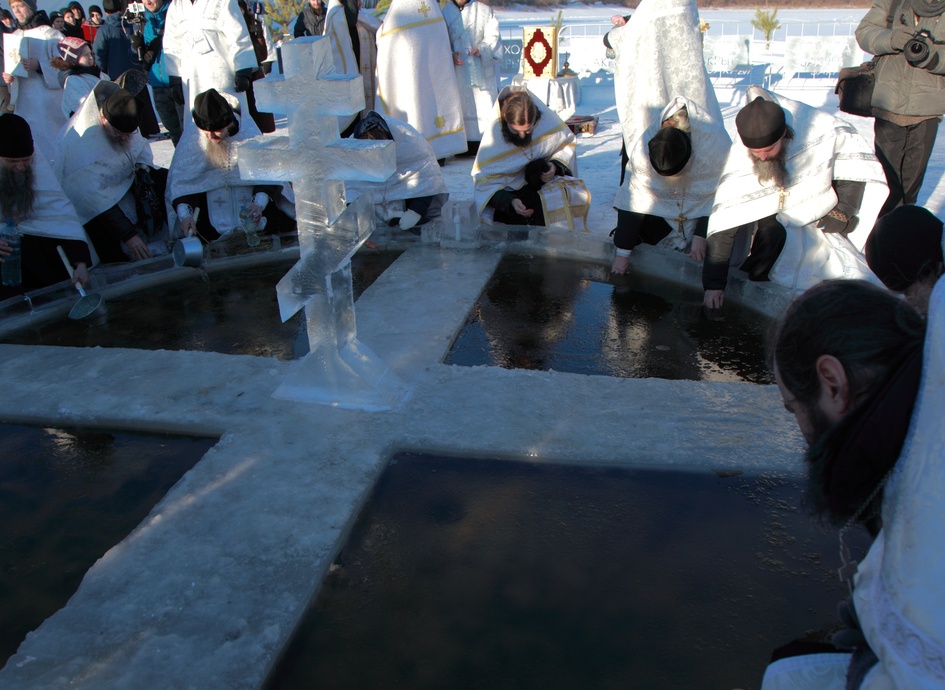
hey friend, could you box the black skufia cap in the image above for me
[735,96,786,149]
[647,126,691,177]
[102,88,140,133]
[0,114,34,158]
[865,205,944,291]
[192,88,235,132]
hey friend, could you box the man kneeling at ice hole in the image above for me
[760,277,944,689]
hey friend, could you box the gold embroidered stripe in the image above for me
[379,17,443,38]
[472,124,572,173]
[427,126,465,141]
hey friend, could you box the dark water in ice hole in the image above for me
[266,453,871,690]
[1,251,401,359]
[446,255,775,384]
[0,423,215,667]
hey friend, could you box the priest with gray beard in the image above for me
[0,113,95,300]
[702,88,888,308]
[55,82,162,264]
[168,88,294,243]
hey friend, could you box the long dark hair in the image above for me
[769,280,924,408]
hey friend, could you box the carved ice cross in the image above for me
[238,37,402,409]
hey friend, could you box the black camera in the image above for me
[906,29,934,66]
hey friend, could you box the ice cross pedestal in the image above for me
[238,37,400,409]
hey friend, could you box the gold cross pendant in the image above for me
[675,212,686,235]
[778,187,789,211]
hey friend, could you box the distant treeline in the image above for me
[486,0,870,7]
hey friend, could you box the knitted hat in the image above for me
[647,126,691,177]
[0,114,34,158]
[865,205,944,292]
[10,0,37,13]
[88,3,102,13]
[102,0,122,13]
[735,96,786,149]
[192,88,235,132]
[102,88,140,133]
[58,36,91,62]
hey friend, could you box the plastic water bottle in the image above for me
[239,205,261,247]
[1,219,22,287]
[467,51,484,88]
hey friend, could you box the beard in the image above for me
[751,146,789,188]
[501,119,532,147]
[0,164,35,222]
[202,135,233,170]
[105,131,132,152]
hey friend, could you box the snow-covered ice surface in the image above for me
[1,6,942,689]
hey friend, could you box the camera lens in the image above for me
[906,38,930,64]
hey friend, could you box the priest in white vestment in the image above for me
[472,87,579,227]
[452,0,500,145]
[55,82,158,263]
[169,88,294,243]
[161,0,260,142]
[0,113,95,298]
[606,0,729,275]
[1,0,65,164]
[703,86,887,308]
[376,0,467,160]
[344,110,449,231]
[761,276,945,690]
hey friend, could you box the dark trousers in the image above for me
[703,217,786,291]
[188,193,296,244]
[612,210,672,251]
[874,117,939,217]
[152,85,184,146]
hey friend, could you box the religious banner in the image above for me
[522,26,558,79]
[3,33,29,79]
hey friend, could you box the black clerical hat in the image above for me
[102,88,140,133]
[0,114,33,158]
[735,97,786,149]
[866,205,944,291]
[192,88,235,132]
[648,126,691,177]
[102,0,124,13]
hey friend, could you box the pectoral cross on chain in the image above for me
[838,541,859,594]
[417,1,431,17]
[674,211,687,235]
[778,187,789,210]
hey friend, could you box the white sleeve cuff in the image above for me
[253,192,269,210]
[615,248,632,258]
[176,204,193,219]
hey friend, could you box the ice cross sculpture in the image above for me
[238,37,402,410]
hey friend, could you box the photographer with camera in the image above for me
[856,0,945,218]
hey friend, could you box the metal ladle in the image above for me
[57,245,107,321]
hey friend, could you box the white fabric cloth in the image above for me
[608,0,719,164]
[54,81,152,225]
[471,86,578,222]
[324,0,359,131]
[3,26,66,164]
[608,0,728,250]
[375,0,467,159]
[853,274,945,690]
[168,115,281,236]
[162,0,259,132]
[342,111,448,222]
[61,71,106,119]
[14,153,99,266]
[708,87,887,293]
[455,0,500,142]
[440,0,469,54]
[357,15,378,118]
[761,275,945,690]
